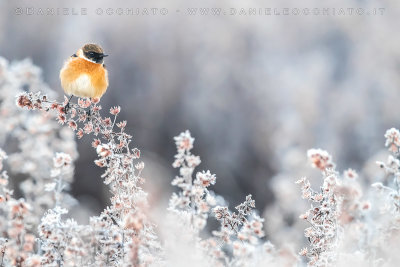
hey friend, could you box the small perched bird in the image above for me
[60,43,109,107]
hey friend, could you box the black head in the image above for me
[82,43,108,64]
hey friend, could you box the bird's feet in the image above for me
[64,95,74,114]
[64,102,71,114]
[86,109,91,121]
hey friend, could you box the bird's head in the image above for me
[77,43,108,64]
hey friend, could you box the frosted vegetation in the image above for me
[1,58,400,266]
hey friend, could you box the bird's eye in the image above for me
[89,52,94,56]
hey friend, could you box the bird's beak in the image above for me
[102,54,109,57]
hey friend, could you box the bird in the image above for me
[60,43,109,110]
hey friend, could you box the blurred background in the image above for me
[0,0,399,242]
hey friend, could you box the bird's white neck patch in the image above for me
[77,48,97,64]
[81,55,97,64]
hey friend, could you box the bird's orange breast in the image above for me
[60,57,108,98]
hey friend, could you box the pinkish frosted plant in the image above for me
[166,131,298,267]
[0,149,37,266]
[16,91,161,266]
[296,149,341,266]
[165,130,222,265]
[211,193,296,266]
[297,149,372,266]
[169,130,217,232]
[0,57,77,225]
[368,128,400,265]
[36,151,87,266]
[374,128,400,211]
